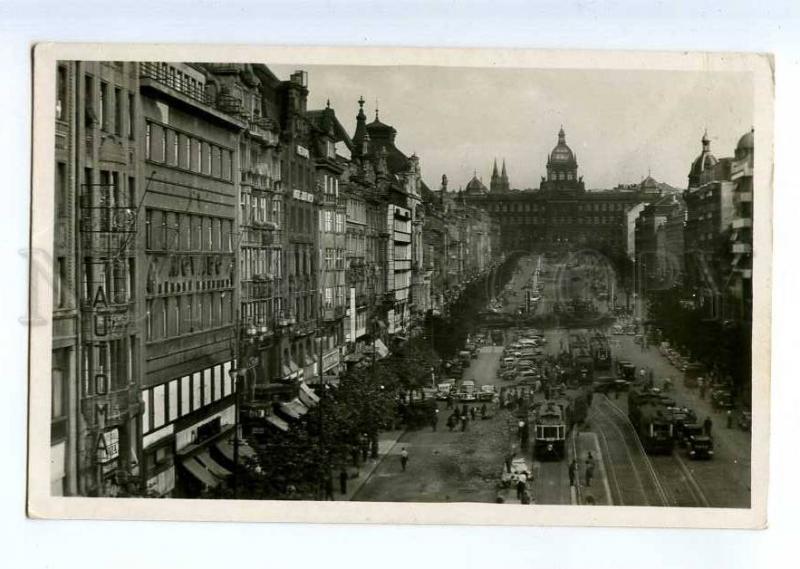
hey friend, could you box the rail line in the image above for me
[599,395,711,508]
[590,398,668,506]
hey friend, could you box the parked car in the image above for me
[738,411,752,432]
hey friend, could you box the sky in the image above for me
[271,64,753,192]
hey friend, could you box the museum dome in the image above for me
[549,127,577,166]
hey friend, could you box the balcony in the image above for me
[248,117,280,147]
[322,306,345,322]
[731,217,752,229]
[139,63,246,129]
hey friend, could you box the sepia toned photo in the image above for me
[27,45,773,527]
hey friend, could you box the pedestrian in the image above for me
[461,415,468,432]
[400,448,409,472]
[324,473,335,501]
[516,471,528,501]
[447,414,455,432]
[726,409,733,429]
[518,419,526,441]
[704,416,713,436]
[505,452,513,474]
[470,406,477,421]
[339,468,348,495]
[585,461,594,487]
[699,378,707,400]
[446,395,453,409]
[568,460,577,487]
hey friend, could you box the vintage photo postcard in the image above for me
[28,44,773,528]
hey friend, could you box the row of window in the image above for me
[241,246,283,281]
[141,360,234,435]
[241,191,282,227]
[321,211,346,234]
[547,171,577,181]
[505,216,622,225]
[346,233,366,258]
[346,198,367,224]
[72,71,136,140]
[145,209,233,253]
[393,243,412,262]
[145,122,234,182]
[490,201,627,213]
[323,285,347,309]
[241,297,284,327]
[145,292,233,342]
[324,248,347,271]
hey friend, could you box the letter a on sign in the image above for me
[93,285,108,308]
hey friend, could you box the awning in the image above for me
[182,456,220,489]
[215,438,256,463]
[374,339,389,358]
[196,450,232,479]
[281,358,300,381]
[298,382,320,408]
[265,414,289,432]
[279,398,308,420]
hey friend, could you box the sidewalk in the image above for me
[335,429,406,501]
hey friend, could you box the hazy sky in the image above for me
[271,64,753,192]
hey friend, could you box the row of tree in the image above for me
[209,255,520,500]
[646,286,752,403]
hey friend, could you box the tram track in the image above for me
[590,397,668,506]
[598,395,711,508]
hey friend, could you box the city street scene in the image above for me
[45,59,755,509]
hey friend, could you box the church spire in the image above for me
[352,96,369,158]
[501,159,508,180]
[492,158,499,178]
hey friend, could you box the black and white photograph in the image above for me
[27,45,773,527]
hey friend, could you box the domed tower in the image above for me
[688,130,719,188]
[464,171,488,196]
[541,127,584,193]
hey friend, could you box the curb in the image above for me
[347,430,407,501]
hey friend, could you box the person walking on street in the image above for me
[505,451,514,474]
[585,460,595,487]
[481,403,487,419]
[339,468,348,495]
[698,377,706,399]
[447,414,455,432]
[470,406,477,421]
[461,415,468,432]
[704,416,713,436]
[726,409,733,429]
[516,472,528,501]
[400,448,409,472]
[432,414,439,432]
[568,460,577,487]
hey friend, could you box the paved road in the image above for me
[611,335,751,508]
[354,347,510,503]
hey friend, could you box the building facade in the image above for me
[465,128,664,259]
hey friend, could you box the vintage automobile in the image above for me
[478,384,497,402]
[436,382,455,401]
[738,410,752,431]
[458,380,477,402]
[686,433,714,459]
